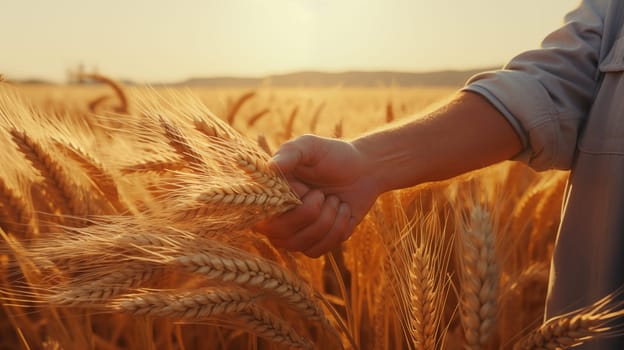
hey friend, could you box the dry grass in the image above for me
[0,80,619,350]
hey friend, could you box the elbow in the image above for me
[520,114,582,171]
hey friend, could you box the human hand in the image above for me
[254,134,381,258]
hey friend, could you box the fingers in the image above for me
[268,195,353,259]
[277,196,340,252]
[287,179,310,198]
[254,189,325,240]
[255,193,354,257]
[302,202,352,258]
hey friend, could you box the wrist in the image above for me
[350,135,401,195]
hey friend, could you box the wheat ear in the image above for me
[175,251,326,321]
[235,153,287,191]
[283,105,299,141]
[309,101,325,133]
[87,94,111,113]
[459,206,498,349]
[514,292,624,350]
[501,263,549,302]
[158,116,203,167]
[236,304,315,350]
[256,135,272,155]
[333,119,343,138]
[10,129,81,216]
[226,91,256,125]
[56,141,127,213]
[0,178,31,236]
[247,108,270,127]
[194,118,235,140]
[49,263,156,306]
[80,73,128,114]
[116,288,255,318]
[409,247,437,350]
[386,101,394,123]
[121,158,186,174]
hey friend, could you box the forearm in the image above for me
[352,91,523,193]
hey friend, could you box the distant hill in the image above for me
[8,66,501,87]
[177,67,500,88]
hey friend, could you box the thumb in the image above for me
[269,149,302,174]
[268,135,318,174]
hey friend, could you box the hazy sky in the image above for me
[4,0,579,83]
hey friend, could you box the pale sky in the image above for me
[3,0,579,83]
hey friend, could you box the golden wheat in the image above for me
[1,82,609,350]
[459,205,498,349]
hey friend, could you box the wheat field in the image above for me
[0,77,619,350]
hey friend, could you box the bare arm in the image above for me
[354,91,522,193]
[255,91,522,257]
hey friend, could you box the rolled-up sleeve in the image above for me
[463,0,607,170]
